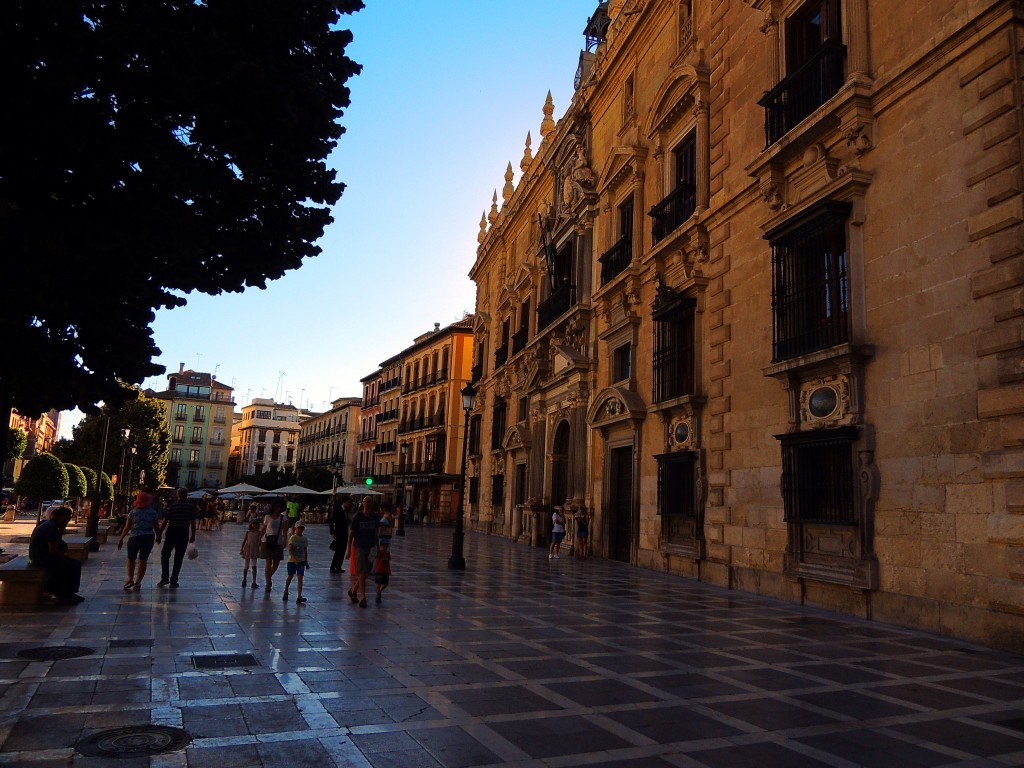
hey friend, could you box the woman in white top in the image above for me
[549,507,566,559]
[259,502,285,592]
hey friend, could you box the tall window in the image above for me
[600,195,634,284]
[170,448,181,463]
[613,343,632,383]
[189,449,200,465]
[491,399,507,451]
[651,134,696,244]
[779,427,857,524]
[191,426,203,442]
[468,415,482,455]
[656,452,696,517]
[173,425,185,441]
[194,405,205,421]
[761,0,845,145]
[653,293,696,403]
[175,403,187,419]
[768,201,850,362]
[491,474,505,505]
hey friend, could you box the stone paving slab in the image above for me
[0,523,1022,766]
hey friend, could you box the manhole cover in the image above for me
[76,725,191,758]
[109,638,154,649]
[17,646,94,661]
[192,653,257,669]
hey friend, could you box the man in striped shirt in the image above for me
[156,488,198,588]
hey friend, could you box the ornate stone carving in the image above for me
[799,374,851,428]
[502,162,515,202]
[565,315,587,354]
[761,180,785,211]
[478,212,488,244]
[520,131,533,172]
[844,122,874,155]
[540,91,555,139]
[562,142,598,208]
[488,191,498,225]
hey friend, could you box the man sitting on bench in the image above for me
[29,506,84,605]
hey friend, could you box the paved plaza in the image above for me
[1,523,1023,767]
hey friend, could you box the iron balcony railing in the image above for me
[650,182,696,245]
[599,234,633,284]
[401,369,450,394]
[511,327,528,355]
[537,284,575,331]
[400,460,445,475]
[759,40,847,147]
[494,344,509,368]
[471,362,483,383]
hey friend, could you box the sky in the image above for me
[61,1,598,437]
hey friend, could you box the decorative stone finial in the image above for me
[488,191,498,224]
[540,91,555,138]
[502,163,514,202]
[520,132,533,172]
[478,212,487,244]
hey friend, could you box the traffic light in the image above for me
[365,477,373,486]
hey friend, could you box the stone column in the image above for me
[695,95,711,213]
[845,0,870,79]
[761,12,780,87]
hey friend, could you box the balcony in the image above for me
[511,327,528,355]
[759,41,847,147]
[375,441,397,453]
[174,412,187,421]
[650,183,696,245]
[401,460,445,475]
[209,438,225,446]
[599,233,633,285]
[171,436,184,444]
[207,461,223,469]
[494,344,509,369]
[471,362,483,383]
[213,415,227,424]
[187,460,200,468]
[537,284,575,331]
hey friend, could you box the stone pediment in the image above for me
[644,63,709,138]
[587,386,648,429]
[551,344,589,378]
[597,145,648,195]
[502,422,531,451]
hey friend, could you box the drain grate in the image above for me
[77,725,191,758]
[192,652,257,670]
[109,638,154,649]
[17,646,94,661]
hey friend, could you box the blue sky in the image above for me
[62,1,597,436]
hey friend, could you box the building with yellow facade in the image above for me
[469,0,1024,649]
[356,320,475,521]
[296,396,361,484]
[151,365,234,489]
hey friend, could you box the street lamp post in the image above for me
[448,382,476,571]
[115,428,130,514]
[85,416,112,551]
[125,445,137,510]
[397,441,408,536]
[330,456,343,517]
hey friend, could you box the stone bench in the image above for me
[63,537,94,563]
[0,556,48,606]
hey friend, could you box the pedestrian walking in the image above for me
[259,501,286,593]
[329,495,354,573]
[549,507,566,559]
[29,506,83,605]
[282,521,309,604]
[374,506,394,604]
[157,488,198,588]
[116,491,159,591]
[239,519,261,589]
[573,506,590,560]
[345,497,379,607]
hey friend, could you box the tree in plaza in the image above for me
[13,453,69,520]
[297,466,334,492]
[69,390,171,491]
[65,463,88,504]
[0,1,363,457]
[4,427,27,463]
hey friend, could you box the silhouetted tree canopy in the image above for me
[0,0,363,441]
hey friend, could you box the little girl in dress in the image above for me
[240,520,261,589]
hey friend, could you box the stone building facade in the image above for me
[469,0,1024,649]
[152,365,234,489]
[296,396,361,484]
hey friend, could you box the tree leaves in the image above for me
[0,1,363,415]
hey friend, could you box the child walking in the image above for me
[240,519,261,589]
[283,521,308,604]
[374,506,394,604]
